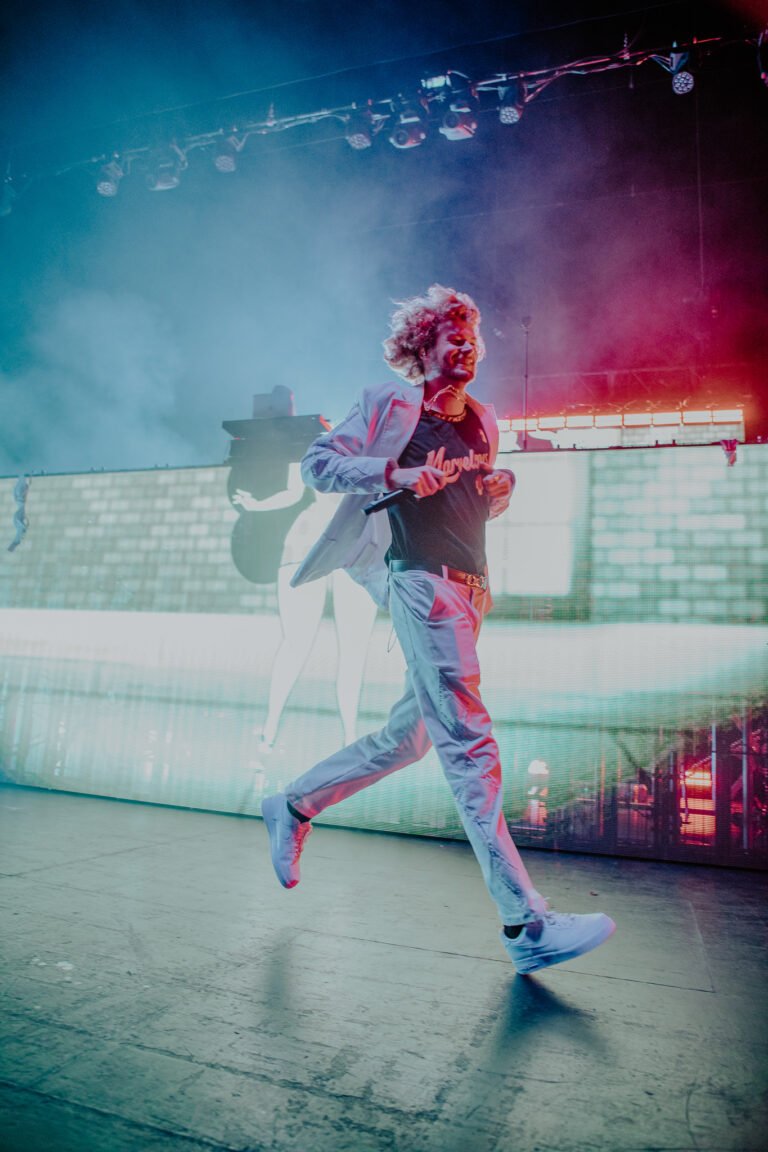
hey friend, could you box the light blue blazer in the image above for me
[291,379,500,607]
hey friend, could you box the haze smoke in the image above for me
[0,291,190,475]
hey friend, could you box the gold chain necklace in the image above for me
[423,383,467,423]
[427,407,467,423]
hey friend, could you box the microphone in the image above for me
[363,489,415,516]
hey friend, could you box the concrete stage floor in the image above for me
[1,787,766,1152]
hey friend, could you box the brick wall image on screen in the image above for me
[1,445,766,867]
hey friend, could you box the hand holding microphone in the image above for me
[389,464,447,498]
[363,465,447,515]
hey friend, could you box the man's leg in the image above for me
[388,569,544,926]
[388,569,615,972]
[286,673,430,817]
[262,675,431,887]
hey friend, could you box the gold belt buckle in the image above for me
[465,572,487,590]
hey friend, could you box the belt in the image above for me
[388,559,488,591]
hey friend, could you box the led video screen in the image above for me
[1,443,766,867]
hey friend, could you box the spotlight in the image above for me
[96,159,124,197]
[421,74,450,92]
[213,137,239,173]
[146,166,180,191]
[439,104,477,141]
[388,107,427,150]
[499,86,524,125]
[345,113,372,150]
[145,144,187,191]
[672,69,695,94]
[652,43,695,95]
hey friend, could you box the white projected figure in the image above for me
[233,464,378,751]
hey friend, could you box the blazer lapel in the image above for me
[376,385,424,456]
[466,393,500,462]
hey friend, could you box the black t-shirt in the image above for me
[386,405,491,573]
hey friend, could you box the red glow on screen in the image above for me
[503,408,742,432]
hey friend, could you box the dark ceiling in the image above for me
[0,1,766,471]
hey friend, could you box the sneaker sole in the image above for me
[513,917,616,975]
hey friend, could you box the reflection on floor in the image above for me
[1,786,766,1152]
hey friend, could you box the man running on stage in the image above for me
[262,284,615,974]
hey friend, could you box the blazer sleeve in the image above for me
[300,387,397,495]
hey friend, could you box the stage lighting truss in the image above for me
[3,27,756,209]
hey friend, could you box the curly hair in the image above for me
[382,284,485,383]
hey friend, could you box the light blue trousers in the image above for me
[286,569,545,924]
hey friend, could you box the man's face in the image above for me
[423,309,480,387]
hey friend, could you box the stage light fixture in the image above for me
[146,167,180,191]
[345,113,373,150]
[672,69,695,94]
[653,43,695,95]
[96,160,124,197]
[421,74,450,92]
[213,137,239,172]
[499,86,524,125]
[439,103,478,141]
[145,144,187,191]
[670,46,695,93]
[388,106,427,150]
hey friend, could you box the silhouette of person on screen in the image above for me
[233,466,377,751]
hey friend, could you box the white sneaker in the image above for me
[261,793,312,889]
[502,911,616,974]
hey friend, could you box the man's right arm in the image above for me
[301,386,448,500]
[301,393,395,496]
